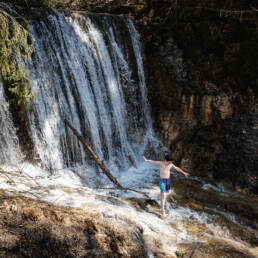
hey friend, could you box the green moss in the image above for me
[134,2,147,12]
[175,250,184,258]
[0,7,33,120]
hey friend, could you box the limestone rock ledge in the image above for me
[0,190,148,258]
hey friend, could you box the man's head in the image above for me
[164,154,172,162]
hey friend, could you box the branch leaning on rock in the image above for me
[64,119,149,198]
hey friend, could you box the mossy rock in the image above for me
[0,5,33,120]
[175,250,185,257]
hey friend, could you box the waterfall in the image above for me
[0,81,22,165]
[20,10,159,181]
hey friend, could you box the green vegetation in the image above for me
[0,6,33,119]
[134,1,147,12]
[175,250,185,258]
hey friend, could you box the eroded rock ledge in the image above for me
[0,190,147,258]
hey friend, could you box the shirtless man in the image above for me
[143,155,189,218]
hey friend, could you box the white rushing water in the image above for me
[0,81,22,165]
[0,7,165,191]
[24,11,163,184]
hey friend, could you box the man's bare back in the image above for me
[142,156,189,178]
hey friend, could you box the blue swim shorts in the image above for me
[159,178,171,193]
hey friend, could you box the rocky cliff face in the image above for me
[139,1,258,194]
[145,32,258,194]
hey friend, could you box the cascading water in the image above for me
[0,81,22,165]
[22,10,162,184]
[0,6,164,187]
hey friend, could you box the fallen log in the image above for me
[64,120,148,198]
[64,119,123,189]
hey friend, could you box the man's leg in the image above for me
[161,193,167,218]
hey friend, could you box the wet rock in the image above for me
[23,207,45,221]
[127,197,159,212]
[0,192,148,258]
[168,177,258,247]
[187,202,203,211]
[171,178,258,223]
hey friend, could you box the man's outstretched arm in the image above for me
[143,156,162,165]
[171,163,189,176]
